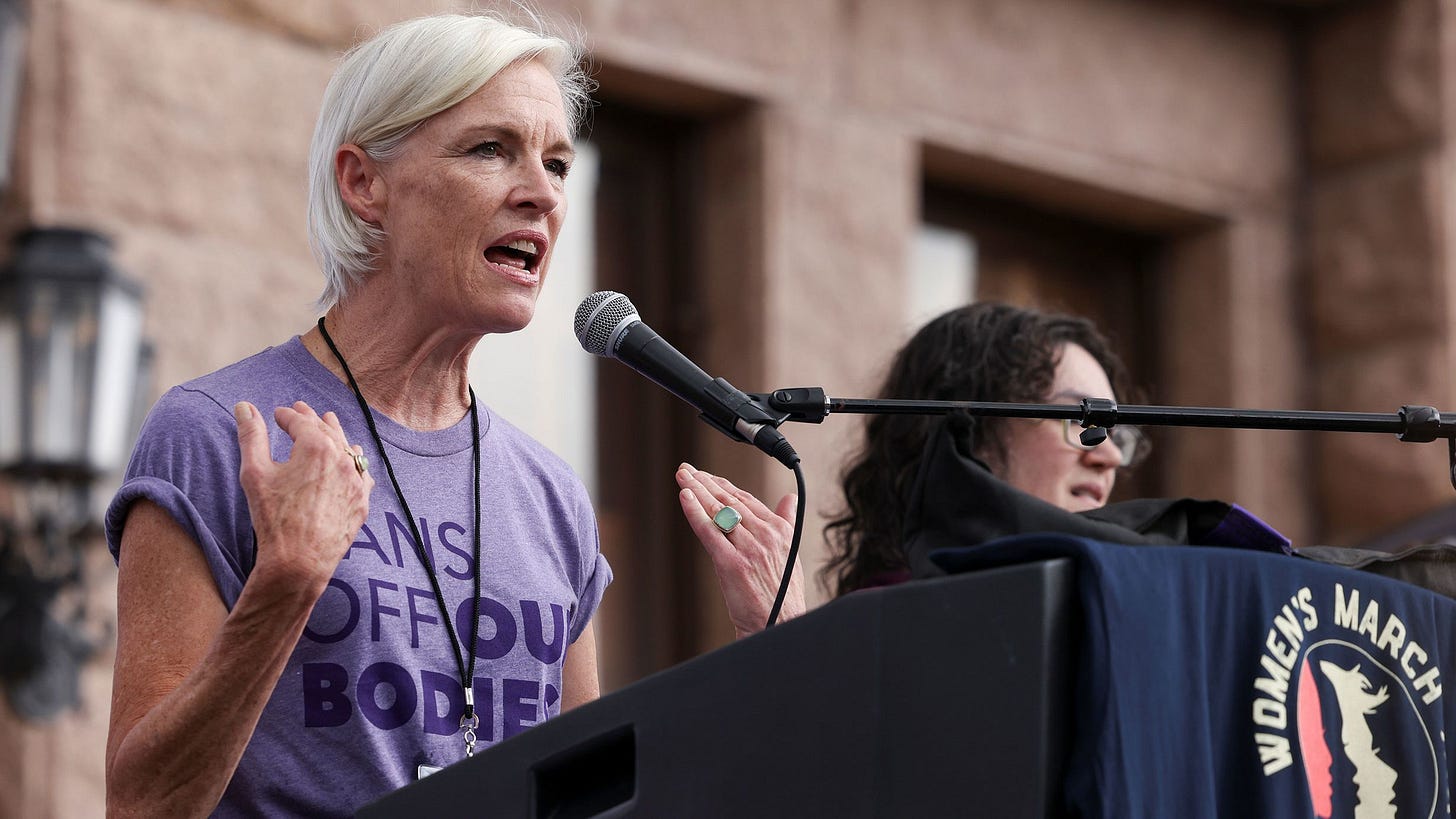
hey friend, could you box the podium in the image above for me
[359,559,1076,818]
[361,534,1456,818]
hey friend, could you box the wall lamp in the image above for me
[0,227,149,720]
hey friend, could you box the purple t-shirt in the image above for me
[104,336,611,817]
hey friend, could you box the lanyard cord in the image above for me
[316,317,483,728]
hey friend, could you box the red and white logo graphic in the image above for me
[1253,584,1445,819]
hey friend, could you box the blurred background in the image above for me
[3,0,1455,813]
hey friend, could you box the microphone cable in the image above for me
[765,460,807,630]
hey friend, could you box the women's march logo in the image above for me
[1252,583,1445,818]
[1309,660,1400,816]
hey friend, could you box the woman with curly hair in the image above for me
[821,302,1144,596]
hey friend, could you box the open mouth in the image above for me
[483,238,541,273]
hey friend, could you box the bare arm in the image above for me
[560,624,600,711]
[106,502,327,816]
[105,401,373,817]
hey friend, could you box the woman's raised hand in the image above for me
[233,400,375,593]
[676,463,806,639]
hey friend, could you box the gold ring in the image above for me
[349,449,368,476]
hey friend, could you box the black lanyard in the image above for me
[317,317,483,757]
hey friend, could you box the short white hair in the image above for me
[307,10,591,309]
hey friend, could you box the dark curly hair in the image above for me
[821,302,1132,597]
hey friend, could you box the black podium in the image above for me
[358,559,1075,818]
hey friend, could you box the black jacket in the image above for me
[902,414,1456,600]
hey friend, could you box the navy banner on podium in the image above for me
[934,536,1455,819]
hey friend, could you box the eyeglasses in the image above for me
[1059,419,1149,468]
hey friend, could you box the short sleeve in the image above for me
[567,488,611,645]
[104,386,254,608]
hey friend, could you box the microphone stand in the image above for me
[748,388,1456,492]
[750,389,1456,629]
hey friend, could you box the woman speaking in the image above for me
[101,10,793,816]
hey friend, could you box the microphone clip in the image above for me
[749,387,829,424]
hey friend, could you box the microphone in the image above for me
[574,291,800,469]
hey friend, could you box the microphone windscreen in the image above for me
[574,291,638,356]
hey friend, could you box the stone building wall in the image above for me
[1306,0,1456,537]
[3,0,1453,814]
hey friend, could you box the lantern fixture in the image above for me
[0,226,147,720]
[0,227,146,482]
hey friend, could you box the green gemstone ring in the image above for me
[713,506,742,534]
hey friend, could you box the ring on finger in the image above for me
[348,448,369,476]
[713,505,742,535]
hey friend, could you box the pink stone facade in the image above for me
[4,0,1454,813]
